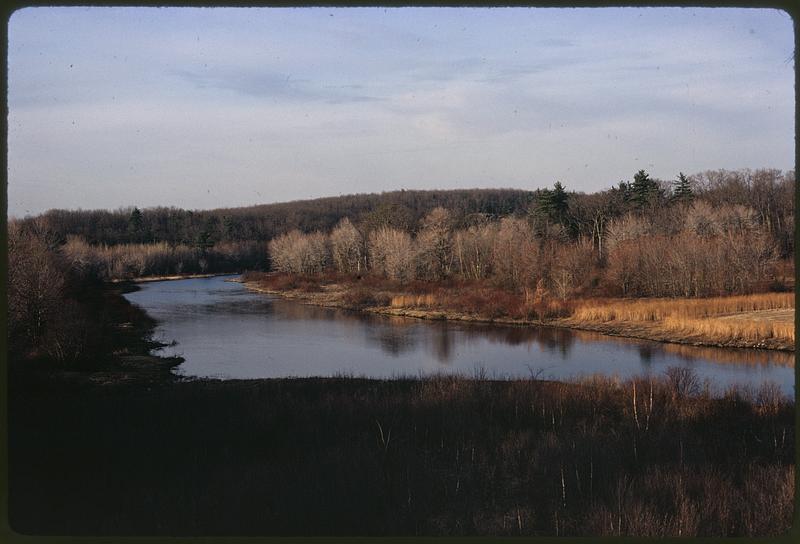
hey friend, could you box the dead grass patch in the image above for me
[572,293,793,323]
[570,293,794,348]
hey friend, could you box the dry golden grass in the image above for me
[718,309,794,324]
[572,293,793,322]
[570,293,794,347]
[390,293,440,308]
[663,316,795,344]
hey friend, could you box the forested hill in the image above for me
[24,188,536,246]
[15,168,795,262]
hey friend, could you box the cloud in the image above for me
[535,38,575,48]
[6,7,795,216]
[172,66,382,104]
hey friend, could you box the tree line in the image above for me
[22,188,534,247]
[261,168,793,300]
[269,196,785,299]
[15,168,793,260]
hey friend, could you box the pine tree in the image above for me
[672,172,693,202]
[127,207,144,242]
[551,181,569,223]
[631,170,661,208]
[536,182,569,225]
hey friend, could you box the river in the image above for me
[123,275,795,395]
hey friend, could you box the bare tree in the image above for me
[605,213,651,253]
[491,217,539,290]
[368,227,415,281]
[551,240,595,300]
[269,230,329,275]
[329,218,365,274]
[453,222,497,280]
[7,220,67,354]
[414,207,453,281]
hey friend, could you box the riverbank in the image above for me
[110,271,239,283]
[8,279,184,386]
[9,370,794,536]
[239,273,795,353]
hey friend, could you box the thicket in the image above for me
[266,175,791,299]
[62,237,265,280]
[7,219,187,366]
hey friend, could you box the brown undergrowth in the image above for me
[9,371,794,536]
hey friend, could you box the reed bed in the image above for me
[390,293,440,308]
[663,316,795,344]
[572,293,794,322]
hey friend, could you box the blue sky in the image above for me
[7,7,795,217]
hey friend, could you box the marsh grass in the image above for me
[570,293,794,346]
[571,293,793,322]
[662,316,795,343]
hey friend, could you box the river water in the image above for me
[123,275,795,395]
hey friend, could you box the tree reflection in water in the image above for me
[127,278,793,394]
[270,297,793,369]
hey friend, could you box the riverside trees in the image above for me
[263,168,792,299]
[10,168,794,302]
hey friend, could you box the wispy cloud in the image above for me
[6,6,794,216]
[172,67,382,103]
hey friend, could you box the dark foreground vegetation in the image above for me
[7,219,181,371]
[9,371,793,536]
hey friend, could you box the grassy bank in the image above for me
[240,273,795,352]
[8,371,793,536]
[564,293,794,351]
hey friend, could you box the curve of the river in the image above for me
[123,275,795,396]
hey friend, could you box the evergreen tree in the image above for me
[672,172,693,202]
[127,207,144,242]
[535,188,553,219]
[551,181,569,223]
[535,182,569,224]
[532,182,577,238]
[631,170,661,208]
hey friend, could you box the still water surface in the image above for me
[123,276,795,395]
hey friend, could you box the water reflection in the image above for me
[427,325,454,364]
[122,276,794,395]
[638,345,654,365]
[376,328,415,357]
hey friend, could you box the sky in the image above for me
[6,6,795,217]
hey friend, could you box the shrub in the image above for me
[343,288,390,309]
